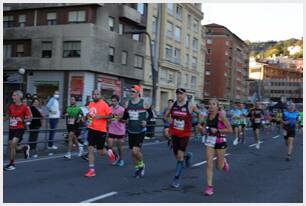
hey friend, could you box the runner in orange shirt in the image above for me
[84,89,113,177]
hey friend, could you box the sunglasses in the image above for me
[130,90,137,93]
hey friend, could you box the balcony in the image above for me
[119,5,146,29]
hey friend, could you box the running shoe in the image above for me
[185,152,193,168]
[78,145,84,157]
[23,145,30,159]
[4,164,16,171]
[139,164,145,177]
[286,155,291,161]
[171,177,180,188]
[47,145,58,150]
[233,138,239,146]
[223,158,229,172]
[64,153,72,159]
[84,168,96,177]
[107,149,116,162]
[117,160,125,167]
[204,186,214,196]
[32,154,38,158]
[255,143,260,149]
[112,158,119,166]
[134,169,140,178]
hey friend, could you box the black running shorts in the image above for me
[128,132,145,149]
[87,129,106,150]
[171,136,190,155]
[67,124,81,137]
[9,129,24,142]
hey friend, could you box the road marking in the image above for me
[249,141,264,147]
[81,191,118,203]
[191,153,231,168]
[272,135,280,139]
[11,140,168,164]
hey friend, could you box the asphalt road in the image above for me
[3,128,303,203]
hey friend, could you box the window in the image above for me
[207,48,212,54]
[207,28,213,34]
[192,57,197,69]
[187,14,191,29]
[205,70,211,75]
[191,76,197,87]
[68,11,85,23]
[177,72,181,87]
[18,15,26,27]
[41,41,52,58]
[119,23,124,35]
[175,26,181,42]
[168,71,174,83]
[47,12,56,25]
[16,44,25,57]
[192,38,198,51]
[160,69,167,83]
[207,59,211,64]
[174,48,180,64]
[63,41,81,58]
[4,16,14,28]
[206,39,213,44]
[176,5,183,20]
[108,17,115,31]
[184,73,189,87]
[166,21,174,38]
[137,3,145,15]
[185,34,190,48]
[134,55,143,68]
[193,19,199,33]
[132,34,140,41]
[167,3,174,15]
[185,54,189,67]
[109,47,115,62]
[121,51,128,65]
[165,45,173,60]
[3,44,12,58]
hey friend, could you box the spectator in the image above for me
[46,90,61,150]
[28,98,44,158]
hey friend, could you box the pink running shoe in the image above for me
[204,186,214,196]
[84,169,96,177]
[107,149,116,162]
[223,158,229,172]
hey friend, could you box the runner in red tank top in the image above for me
[4,90,32,171]
[163,88,200,188]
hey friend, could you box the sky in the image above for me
[201,3,303,42]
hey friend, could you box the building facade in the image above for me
[142,3,204,112]
[203,23,249,105]
[249,58,303,102]
[3,3,147,111]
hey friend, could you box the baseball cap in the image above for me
[131,85,141,92]
[176,88,186,94]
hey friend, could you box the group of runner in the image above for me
[4,86,303,196]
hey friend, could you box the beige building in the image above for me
[142,3,204,112]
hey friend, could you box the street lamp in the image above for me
[18,67,26,91]
[124,30,158,108]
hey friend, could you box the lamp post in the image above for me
[18,67,26,91]
[124,30,158,108]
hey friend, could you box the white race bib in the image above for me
[68,117,75,125]
[9,118,18,127]
[255,118,261,123]
[205,136,217,147]
[129,110,139,121]
[173,119,185,130]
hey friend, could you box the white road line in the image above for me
[191,153,231,168]
[11,140,168,164]
[249,141,264,148]
[80,191,118,203]
[272,135,280,139]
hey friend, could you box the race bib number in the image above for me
[129,110,139,121]
[205,136,217,147]
[68,117,75,125]
[254,118,261,123]
[9,118,18,127]
[173,119,185,130]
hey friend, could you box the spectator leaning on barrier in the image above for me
[28,98,44,158]
[46,90,61,150]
